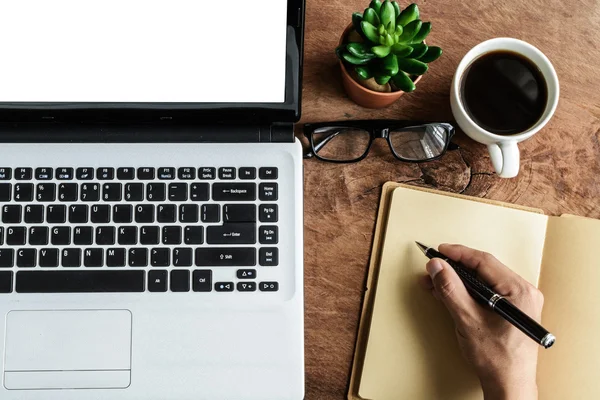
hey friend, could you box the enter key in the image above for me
[206,223,256,244]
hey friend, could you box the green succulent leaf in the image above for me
[352,12,363,32]
[382,53,399,75]
[335,45,345,60]
[355,66,374,80]
[379,36,386,45]
[341,50,372,65]
[371,45,391,58]
[369,0,382,15]
[361,21,380,43]
[397,3,419,26]
[409,43,428,59]
[378,24,385,35]
[395,24,403,36]
[411,22,432,44]
[392,1,401,18]
[364,7,380,27]
[397,57,429,74]
[375,74,392,85]
[418,46,443,63]
[385,33,394,46]
[397,19,422,43]
[391,70,416,92]
[391,43,413,57]
[346,43,376,59]
[386,21,394,34]
[380,1,396,31]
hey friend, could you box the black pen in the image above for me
[415,242,556,349]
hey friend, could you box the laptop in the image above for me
[0,0,305,399]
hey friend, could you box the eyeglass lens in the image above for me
[311,127,371,161]
[389,125,450,161]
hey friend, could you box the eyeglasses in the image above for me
[303,120,458,163]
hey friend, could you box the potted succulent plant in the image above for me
[336,1,442,108]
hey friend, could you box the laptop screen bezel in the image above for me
[0,0,304,124]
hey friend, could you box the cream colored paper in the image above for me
[358,186,549,400]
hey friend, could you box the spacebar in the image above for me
[16,271,145,293]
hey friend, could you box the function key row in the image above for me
[0,167,278,181]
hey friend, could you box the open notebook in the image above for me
[348,183,600,400]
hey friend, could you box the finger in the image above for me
[426,258,476,322]
[418,274,434,290]
[438,244,522,290]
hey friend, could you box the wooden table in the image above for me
[299,0,600,398]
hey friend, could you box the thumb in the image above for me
[426,258,475,322]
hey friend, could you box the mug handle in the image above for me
[487,142,520,178]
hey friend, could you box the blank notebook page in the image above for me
[358,187,548,400]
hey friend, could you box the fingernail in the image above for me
[426,259,444,278]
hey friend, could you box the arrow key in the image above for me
[215,281,234,292]
[237,269,257,279]
[237,282,257,292]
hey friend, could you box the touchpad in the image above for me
[4,310,131,390]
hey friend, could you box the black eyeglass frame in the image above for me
[303,120,459,163]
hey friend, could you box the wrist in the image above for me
[481,379,538,400]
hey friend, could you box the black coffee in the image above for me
[461,50,548,135]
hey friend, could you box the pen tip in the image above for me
[415,241,428,253]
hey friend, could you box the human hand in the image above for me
[419,244,544,400]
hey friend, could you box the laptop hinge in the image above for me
[266,122,295,143]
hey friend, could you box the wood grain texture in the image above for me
[300,0,600,398]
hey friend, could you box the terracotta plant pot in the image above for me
[338,24,422,109]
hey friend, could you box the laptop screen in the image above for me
[0,0,288,104]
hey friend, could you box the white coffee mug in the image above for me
[450,38,559,178]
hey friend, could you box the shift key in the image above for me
[212,183,256,201]
[195,248,256,266]
[207,223,256,244]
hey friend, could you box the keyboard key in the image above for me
[69,205,88,223]
[91,205,110,223]
[212,183,256,201]
[178,167,195,180]
[76,168,94,180]
[62,248,81,267]
[47,205,67,223]
[239,167,256,180]
[259,226,278,244]
[103,183,122,201]
[259,183,278,201]
[96,226,116,245]
[14,183,34,202]
[169,183,188,201]
[58,183,78,201]
[215,282,234,292]
[135,204,154,223]
[125,183,144,201]
[97,167,114,180]
[218,167,236,180]
[259,282,279,292]
[237,282,257,292]
[0,183,10,201]
[36,183,56,202]
[106,248,126,267]
[223,204,256,222]
[84,248,103,267]
[158,167,175,180]
[117,168,135,180]
[2,205,21,224]
[118,226,138,245]
[170,270,190,292]
[151,248,170,267]
[51,227,71,245]
[179,204,198,223]
[140,226,160,245]
[29,226,49,245]
[173,248,192,267]
[237,269,257,279]
[201,204,220,223]
[184,226,204,245]
[157,204,176,223]
[56,168,74,180]
[35,167,53,180]
[16,270,145,293]
[137,167,155,180]
[195,248,256,267]
[147,183,166,201]
[148,270,168,292]
[259,204,278,222]
[39,249,59,268]
[259,167,278,180]
[0,271,12,293]
[15,168,33,180]
[73,226,93,245]
[198,167,216,180]
[81,183,100,201]
[113,205,133,223]
[259,248,279,266]
[162,226,182,245]
[207,223,256,245]
[17,249,36,268]
[0,168,12,180]
[192,270,212,292]
[0,249,14,268]
[128,248,148,267]
[24,205,44,223]
[190,183,209,201]
[0,227,3,245]
[7,227,26,245]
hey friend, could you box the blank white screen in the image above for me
[0,0,288,103]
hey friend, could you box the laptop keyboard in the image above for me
[0,166,280,294]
